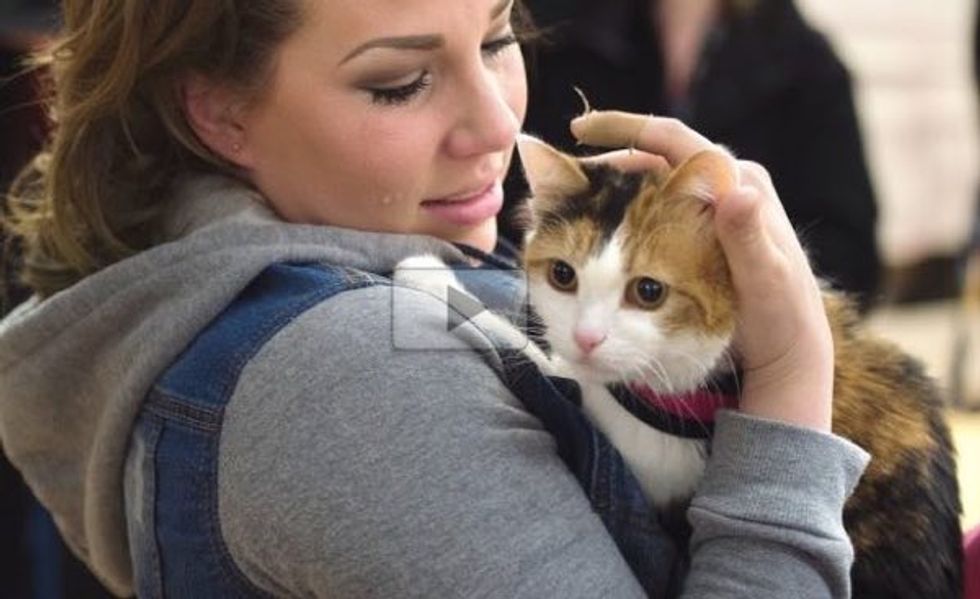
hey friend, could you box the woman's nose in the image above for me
[445,71,520,159]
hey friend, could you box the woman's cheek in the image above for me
[503,52,529,124]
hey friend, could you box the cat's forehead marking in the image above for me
[579,230,629,299]
[543,165,643,249]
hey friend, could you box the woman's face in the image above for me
[238,0,527,253]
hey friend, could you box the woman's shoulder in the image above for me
[215,263,533,453]
[237,262,511,360]
[209,269,642,598]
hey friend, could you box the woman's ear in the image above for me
[180,73,254,167]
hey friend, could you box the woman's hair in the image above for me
[4,0,532,297]
[5,0,537,299]
[5,0,534,299]
[5,1,310,298]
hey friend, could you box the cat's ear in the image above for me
[659,149,739,212]
[517,134,590,205]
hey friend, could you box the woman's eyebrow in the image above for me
[341,34,443,66]
[340,0,514,66]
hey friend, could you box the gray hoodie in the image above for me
[0,174,868,597]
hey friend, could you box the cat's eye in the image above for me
[548,260,578,292]
[625,277,668,310]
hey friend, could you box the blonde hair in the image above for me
[5,1,306,297]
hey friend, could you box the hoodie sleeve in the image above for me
[215,284,868,598]
[682,411,870,598]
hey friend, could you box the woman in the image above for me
[0,0,867,597]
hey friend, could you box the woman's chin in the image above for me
[447,219,498,253]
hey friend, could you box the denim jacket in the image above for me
[124,254,684,598]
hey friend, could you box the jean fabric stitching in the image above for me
[154,264,379,407]
[138,263,379,596]
[144,390,221,433]
[212,281,344,406]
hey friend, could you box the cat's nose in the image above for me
[573,328,607,354]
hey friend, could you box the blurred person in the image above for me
[507,0,882,312]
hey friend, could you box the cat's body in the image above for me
[395,138,963,598]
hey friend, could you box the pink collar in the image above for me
[626,384,739,424]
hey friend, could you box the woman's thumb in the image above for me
[714,186,770,275]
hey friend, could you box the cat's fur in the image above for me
[394,137,963,598]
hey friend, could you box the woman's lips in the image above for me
[421,181,504,227]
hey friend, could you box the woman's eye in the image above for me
[366,33,516,106]
[368,71,432,106]
[548,260,577,292]
[625,277,668,310]
[481,33,518,59]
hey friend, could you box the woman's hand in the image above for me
[571,111,834,433]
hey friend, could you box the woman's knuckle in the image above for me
[661,117,687,136]
[741,161,773,184]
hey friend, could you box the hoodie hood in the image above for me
[0,174,463,595]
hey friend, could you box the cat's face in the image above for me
[518,136,738,391]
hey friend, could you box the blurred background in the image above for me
[799,0,980,527]
[2,0,980,596]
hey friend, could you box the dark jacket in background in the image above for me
[504,0,881,311]
[0,47,42,314]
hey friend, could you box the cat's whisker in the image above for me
[630,360,713,437]
[610,350,646,381]
[647,356,676,394]
[635,362,674,399]
[644,360,707,430]
[670,349,713,391]
[637,367,708,437]
[624,352,659,386]
[629,361,671,392]
[625,362,656,387]
[620,350,659,383]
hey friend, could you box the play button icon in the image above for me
[391,263,529,351]
[447,286,487,332]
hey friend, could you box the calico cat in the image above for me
[394,136,963,598]
[518,136,963,598]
